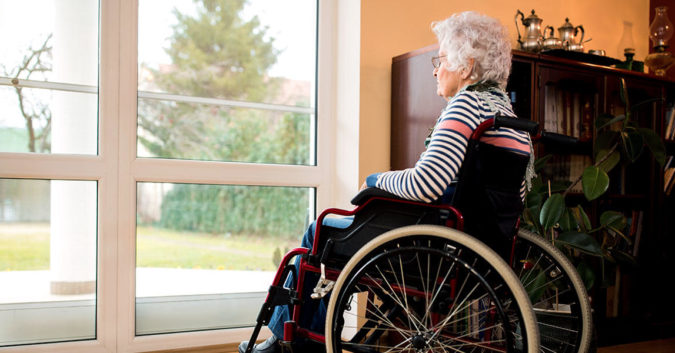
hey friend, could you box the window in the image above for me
[136,0,316,165]
[0,179,97,346]
[0,0,338,351]
[0,0,98,155]
[133,0,318,335]
[0,0,99,347]
[135,183,312,334]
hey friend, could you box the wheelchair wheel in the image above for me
[513,229,592,353]
[325,225,539,353]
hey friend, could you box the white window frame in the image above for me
[0,0,363,352]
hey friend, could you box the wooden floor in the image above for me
[147,337,675,353]
[597,337,675,353]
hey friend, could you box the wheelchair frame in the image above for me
[243,116,591,353]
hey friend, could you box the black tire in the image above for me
[325,225,539,353]
[513,229,592,353]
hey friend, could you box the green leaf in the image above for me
[534,154,553,172]
[521,207,538,229]
[600,210,627,230]
[526,191,544,209]
[529,177,545,193]
[576,261,595,290]
[557,231,604,256]
[597,114,626,130]
[572,205,592,232]
[610,249,638,267]
[524,269,548,303]
[540,193,565,230]
[631,97,663,111]
[594,113,616,129]
[620,129,644,162]
[595,148,621,173]
[550,180,571,193]
[638,127,666,166]
[559,207,579,232]
[581,166,609,201]
[620,78,630,113]
[595,130,618,151]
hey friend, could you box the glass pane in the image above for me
[137,0,317,165]
[138,0,317,105]
[0,179,97,346]
[0,0,99,155]
[135,182,311,335]
[137,98,313,164]
[0,86,98,154]
[0,0,98,86]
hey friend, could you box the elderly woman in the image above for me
[240,11,532,353]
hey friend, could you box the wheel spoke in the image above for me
[330,234,535,353]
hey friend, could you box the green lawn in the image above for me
[0,223,299,271]
[137,226,298,271]
[0,224,50,271]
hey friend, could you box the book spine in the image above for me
[580,100,593,141]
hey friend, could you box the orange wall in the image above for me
[358,0,650,183]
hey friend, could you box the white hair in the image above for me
[432,11,512,88]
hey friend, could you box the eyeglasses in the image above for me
[431,55,447,69]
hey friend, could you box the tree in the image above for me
[1,35,53,153]
[141,0,312,237]
[138,0,280,161]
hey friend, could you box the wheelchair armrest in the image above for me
[350,187,404,205]
[494,115,539,135]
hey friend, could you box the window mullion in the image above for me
[115,0,139,350]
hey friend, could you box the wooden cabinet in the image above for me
[390,44,447,171]
[391,46,675,346]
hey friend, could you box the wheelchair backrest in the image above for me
[451,139,529,255]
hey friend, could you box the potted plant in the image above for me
[520,78,666,289]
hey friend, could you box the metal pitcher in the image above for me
[558,18,585,51]
[542,25,563,50]
[515,9,544,52]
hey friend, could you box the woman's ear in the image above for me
[461,58,475,79]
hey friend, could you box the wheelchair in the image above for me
[243,116,592,353]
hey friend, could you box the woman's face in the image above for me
[433,50,471,100]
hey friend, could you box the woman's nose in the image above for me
[433,67,438,77]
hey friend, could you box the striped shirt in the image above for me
[373,89,531,203]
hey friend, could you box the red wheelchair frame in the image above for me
[242,115,590,353]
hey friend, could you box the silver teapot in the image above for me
[515,9,544,52]
[542,25,563,50]
[558,18,585,51]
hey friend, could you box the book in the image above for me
[564,90,572,136]
[605,266,621,318]
[632,210,644,257]
[580,99,593,141]
[544,85,555,133]
[666,107,675,140]
[667,169,675,196]
[572,93,581,138]
[556,89,564,134]
[665,168,675,194]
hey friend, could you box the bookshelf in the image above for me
[391,46,675,346]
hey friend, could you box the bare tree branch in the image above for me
[4,34,53,152]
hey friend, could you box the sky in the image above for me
[138,0,317,81]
